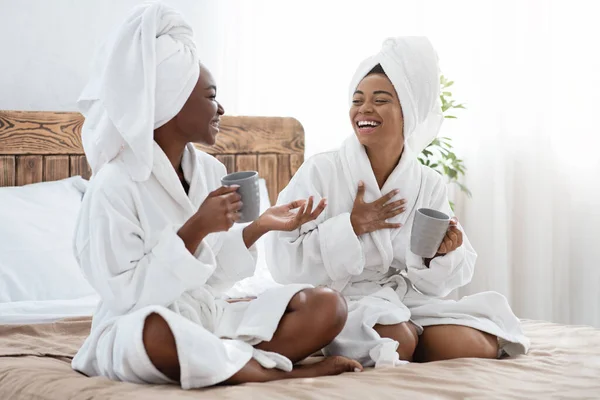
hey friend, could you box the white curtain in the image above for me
[203,0,600,327]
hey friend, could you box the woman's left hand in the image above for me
[258,196,327,232]
[437,217,463,254]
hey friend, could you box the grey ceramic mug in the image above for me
[221,171,260,223]
[410,208,450,258]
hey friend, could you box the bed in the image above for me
[1,110,599,399]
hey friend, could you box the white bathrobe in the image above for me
[72,143,308,388]
[267,136,530,367]
[266,37,530,367]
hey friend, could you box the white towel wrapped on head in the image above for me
[78,2,200,181]
[348,36,444,155]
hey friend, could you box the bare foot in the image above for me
[296,356,363,377]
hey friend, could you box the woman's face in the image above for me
[349,73,404,150]
[175,63,225,146]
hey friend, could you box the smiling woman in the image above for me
[267,36,530,367]
[351,64,405,188]
[155,68,224,152]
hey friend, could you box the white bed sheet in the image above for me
[0,295,99,325]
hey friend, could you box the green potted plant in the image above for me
[418,75,470,208]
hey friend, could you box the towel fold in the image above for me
[78,2,200,181]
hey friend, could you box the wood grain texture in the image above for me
[196,116,304,155]
[277,155,291,197]
[258,154,278,205]
[236,155,258,172]
[43,156,70,181]
[0,156,15,186]
[216,155,235,174]
[290,154,303,176]
[0,111,304,156]
[0,111,305,191]
[69,156,92,180]
[16,156,43,186]
[0,111,84,155]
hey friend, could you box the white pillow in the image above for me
[0,176,95,302]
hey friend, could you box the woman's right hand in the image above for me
[194,186,242,235]
[178,186,241,253]
[350,181,406,236]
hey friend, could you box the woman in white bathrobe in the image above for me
[266,37,530,367]
[71,3,362,389]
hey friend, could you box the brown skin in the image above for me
[145,64,361,385]
[349,72,498,362]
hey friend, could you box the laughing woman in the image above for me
[266,37,530,367]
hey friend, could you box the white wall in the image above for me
[0,0,219,111]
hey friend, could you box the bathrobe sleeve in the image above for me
[405,173,477,297]
[76,184,218,314]
[266,156,366,286]
[204,228,258,292]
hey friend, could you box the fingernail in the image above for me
[358,180,364,186]
[394,189,400,194]
[354,368,362,373]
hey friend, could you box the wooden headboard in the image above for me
[0,111,304,204]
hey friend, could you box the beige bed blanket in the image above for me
[1,318,599,399]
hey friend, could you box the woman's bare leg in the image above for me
[413,325,498,362]
[142,312,181,380]
[373,321,420,361]
[142,288,360,385]
[223,356,361,384]
[254,287,348,363]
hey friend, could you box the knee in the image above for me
[374,322,419,362]
[397,323,419,361]
[142,312,180,380]
[302,288,348,336]
[471,332,499,359]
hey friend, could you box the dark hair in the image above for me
[367,64,385,76]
